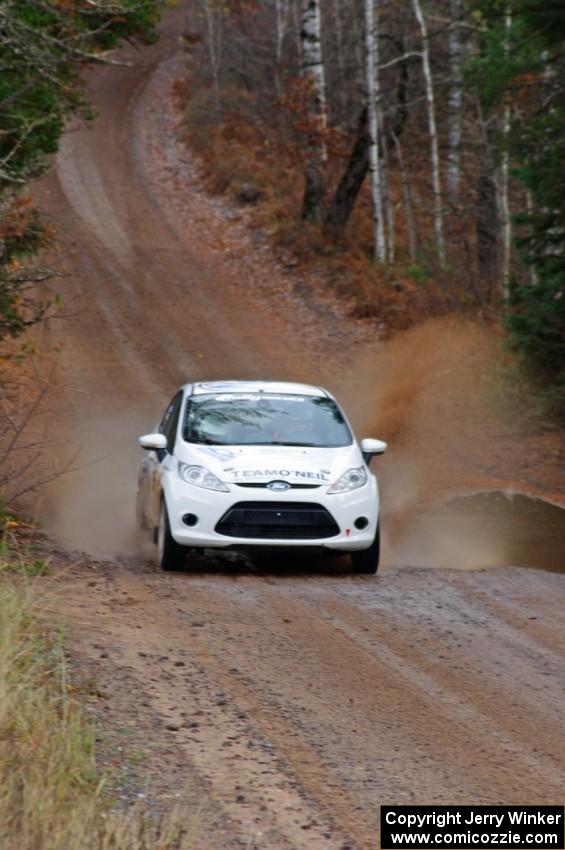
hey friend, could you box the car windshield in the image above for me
[184,393,352,448]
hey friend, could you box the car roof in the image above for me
[186,380,328,398]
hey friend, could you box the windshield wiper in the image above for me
[190,440,332,448]
[238,441,323,447]
[279,442,321,447]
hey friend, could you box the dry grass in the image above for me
[0,545,194,850]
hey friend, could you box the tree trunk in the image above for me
[300,0,327,221]
[203,0,221,115]
[500,8,512,302]
[333,0,344,80]
[446,0,463,204]
[381,128,395,262]
[323,38,409,242]
[392,130,417,260]
[275,0,288,97]
[500,101,512,300]
[364,0,386,261]
[525,189,538,285]
[352,4,366,97]
[476,169,499,292]
[290,0,302,62]
[333,0,345,117]
[411,0,445,265]
[323,108,370,239]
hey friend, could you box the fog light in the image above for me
[182,513,198,527]
[354,516,369,530]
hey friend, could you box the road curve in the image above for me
[34,5,565,849]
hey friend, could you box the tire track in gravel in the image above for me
[114,564,565,809]
[57,556,565,850]
[287,587,565,784]
[250,585,565,799]
[446,570,565,657]
[60,564,379,850]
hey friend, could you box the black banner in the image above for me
[381,806,564,849]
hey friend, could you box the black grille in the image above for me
[236,483,320,490]
[215,501,340,540]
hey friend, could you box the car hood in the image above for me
[176,443,362,486]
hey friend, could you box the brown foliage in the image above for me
[0,196,51,264]
[176,60,492,333]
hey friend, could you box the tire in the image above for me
[350,525,380,575]
[157,500,187,571]
[135,484,148,531]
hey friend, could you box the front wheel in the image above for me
[135,483,149,532]
[157,501,187,571]
[350,526,380,575]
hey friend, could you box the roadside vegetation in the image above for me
[0,0,160,338]
[0,0,161,503]
[1,10,177,842]
[0,522,191,850]
[178,0,565,415]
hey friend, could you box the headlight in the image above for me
[177,462,230,492]
[327,466,367,495]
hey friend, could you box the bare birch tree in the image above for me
[290,0,303,62]
[364,0,386,261]
[446,0,464,204]
[324,29,409,242]
[499,7,512,302]
[301,0,327,220]
[382,132,395,262]
[332,0,346,116]
[392,131,417,260]
[411,0,445,265]
[275,0,289,96]
[201,0,222,114]
[475,99,500,289]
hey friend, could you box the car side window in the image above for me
[159,395,176,437]
[160,392,183,454]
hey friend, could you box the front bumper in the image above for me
[164,479,379,552]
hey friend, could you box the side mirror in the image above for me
[360,438,387,464]
[139,433,167,451]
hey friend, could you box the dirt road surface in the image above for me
[32,5,565,849]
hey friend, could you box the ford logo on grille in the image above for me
[267,480,291,492]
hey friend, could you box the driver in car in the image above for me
[272,402,315,443]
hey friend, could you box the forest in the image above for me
[178,0,565,412]
[0,0,564,414]
[0,0,159,338]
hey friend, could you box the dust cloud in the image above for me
[333,317,518,569]
[36,408,155,559]
[35,317,545,569]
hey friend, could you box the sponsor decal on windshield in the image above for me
[223,468,330,481]
[210,394,306,403]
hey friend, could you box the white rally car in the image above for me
[136,381,387,573]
